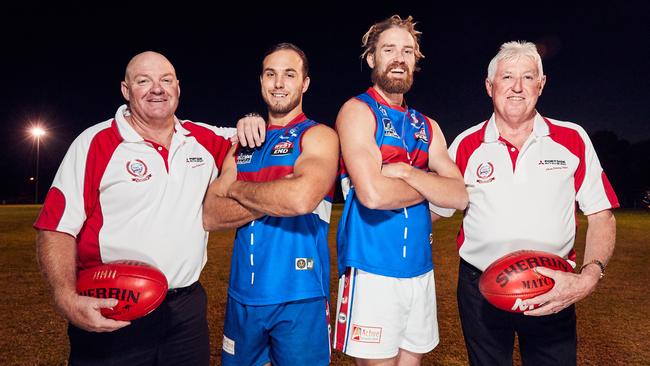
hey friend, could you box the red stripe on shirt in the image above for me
[237,165,294,182]
[77,121,123,269]
[183,122,233,171]
[454,123,487,176]
[34,187,66,230]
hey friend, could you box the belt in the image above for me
[166,281,199,298]
[460,258,483,274]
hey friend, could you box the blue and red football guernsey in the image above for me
[337,88,434,278]
[228,113,333,305]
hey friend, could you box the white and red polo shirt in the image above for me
[432,113,619,271]
[34,104,235,288]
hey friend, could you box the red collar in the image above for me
[366,87,407,112]
[268,112,308,130]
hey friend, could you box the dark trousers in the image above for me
[69,282,210,366]
[457,259,577,366]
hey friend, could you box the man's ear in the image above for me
[121,80,130,101]
[366,53,375,69]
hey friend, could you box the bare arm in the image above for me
[381,118,468,210]
[523,209,616,316]
[203,144,264,231]
[337,98,424,210]
[228,125,339,216]
[36,230,129,331]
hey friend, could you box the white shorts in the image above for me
[333,267,439,359]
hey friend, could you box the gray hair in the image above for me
[487,41,544,82]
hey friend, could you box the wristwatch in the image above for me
[580,259,605,279]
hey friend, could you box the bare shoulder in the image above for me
[337,98,373,121]
[303,123,339,146]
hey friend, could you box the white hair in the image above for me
[487,41,544,82]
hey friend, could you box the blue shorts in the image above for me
[221,295,331,366]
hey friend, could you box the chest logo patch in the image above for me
[414,128,428,142]
[236,151,253,165]
[476,162,495,184]
[279,127,299,140]
[410,112,424,129]
[295,258,314,270]
[126,159,152,182]
[272,141,294,156]
[382,118,400,139]
[538,159,568,171]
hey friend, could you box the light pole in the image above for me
[30,127,46,204]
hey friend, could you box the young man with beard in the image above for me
[333,15,468,366]
[203,43,339,366]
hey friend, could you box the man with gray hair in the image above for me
[431,41,618,365]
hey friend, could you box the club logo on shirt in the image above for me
[351,325,382,343]
[272,141,294,156]
[414,128,428,142]
[476,162,495,184]
[236,150,253,165]
[295,258,314,270]
[279,127,299,140]
[126,159,152,182]
[382,118,400,139]
[538,159,568,171]
[410,112,424,129]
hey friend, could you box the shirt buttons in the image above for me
[157,146,163,151]
[510,147,516,152]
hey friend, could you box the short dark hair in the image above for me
[262,42,309,78]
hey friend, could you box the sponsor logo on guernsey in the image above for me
[295,258,314,270]
[222,335,235,355]
[126,159,152,182]
[382,118,400,139]
[476,162,495,184]
[272,141,294,156]
[236,151,253,165]
[186,156,205,168]
[538,159,568,171]
[414,128,428,142]
[378,105,388,117]
[351,325,382,343]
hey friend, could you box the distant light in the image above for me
[29,177,35,181]
[31,127,46,137]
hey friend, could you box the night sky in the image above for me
[2,3,649,203]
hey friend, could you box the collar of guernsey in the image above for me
[336,87,434,279]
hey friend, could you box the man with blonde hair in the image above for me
[432,41,618,365]
[333,15,467,366]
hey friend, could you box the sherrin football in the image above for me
[479,250,573,313]
[77,260,168,321]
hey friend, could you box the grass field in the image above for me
[1,205,648,365]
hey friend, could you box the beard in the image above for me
[371,61,414,94]
[264,92,302,115]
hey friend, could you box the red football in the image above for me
[77,260,168,321]
[479,250,573,313]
